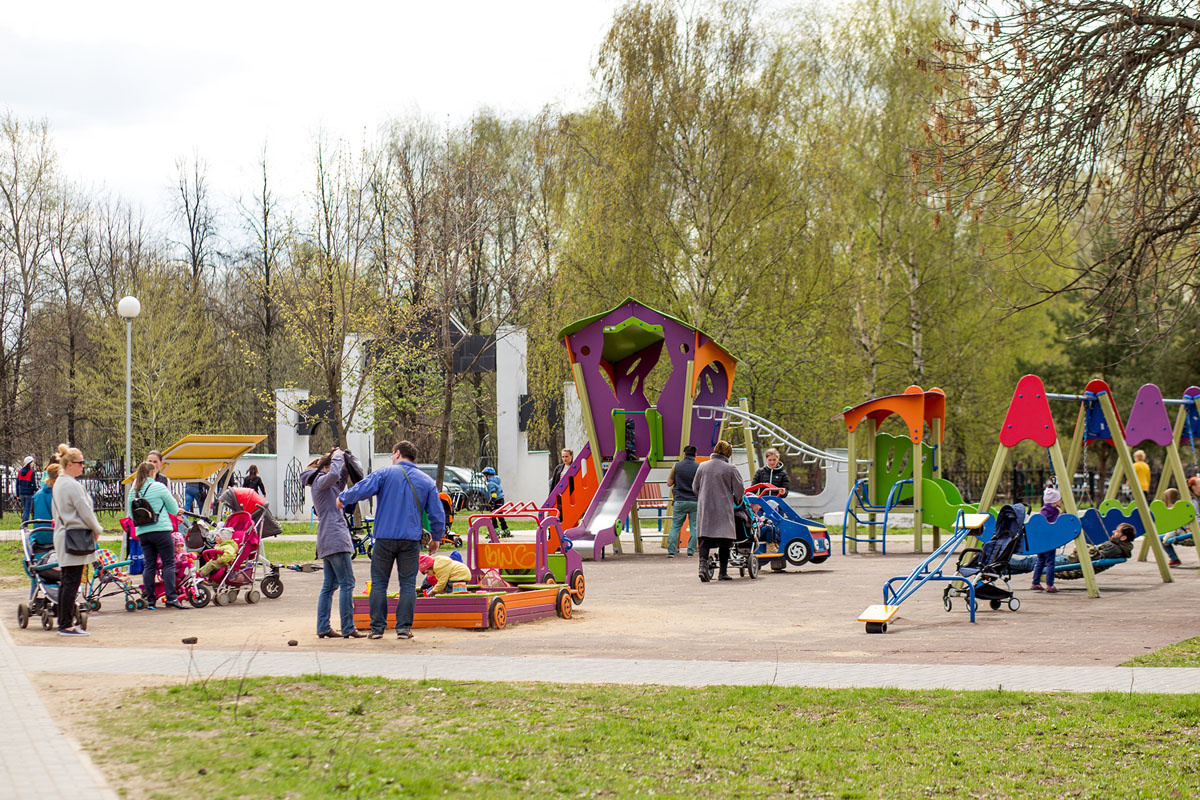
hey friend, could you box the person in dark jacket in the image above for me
[752,449,790,496]
[666,446,699,557]
[243,464,267,499]
[692,440,744,582]
[16,456,38,522]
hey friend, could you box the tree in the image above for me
[174,153,217,292]
[926,0,1200,343]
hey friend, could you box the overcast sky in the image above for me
[2,0,626,227]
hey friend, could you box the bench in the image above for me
[635,483,670,531]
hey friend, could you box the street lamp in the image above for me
[117,296,141,492]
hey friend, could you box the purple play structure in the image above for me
[545,299,738,560]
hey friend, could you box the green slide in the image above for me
[920,478,978,530]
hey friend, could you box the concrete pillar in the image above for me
[274,388,310,520]
[495,326,549,504]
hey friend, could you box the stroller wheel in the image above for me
[77,610,88,630]
[989,599,1002,610]
[245,589,261,604]
[136,598,147,610]
[41,609,54,630]
[125,600,137,612]
[88,599,101,612]
[261,575,284,599]
[189,583,212,608]
[453,535,463,548]
[943,596,952,613]
[212,591,225,607]
[747,553,760,579]
[226,589,239,605]
[1008,597,1021,612]
[17,603,29,629]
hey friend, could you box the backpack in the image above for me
[130,485,160,527]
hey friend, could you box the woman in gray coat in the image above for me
[51,444,104,636]
[692,440,744,582]
[304,448,363,639]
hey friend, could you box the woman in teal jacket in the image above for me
[127,460,183,609]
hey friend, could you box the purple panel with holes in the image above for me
[1124,383,1174,446]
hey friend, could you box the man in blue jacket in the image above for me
[338,440,446,640]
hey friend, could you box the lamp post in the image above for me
[117,296,141,494]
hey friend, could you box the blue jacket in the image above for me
[338,462,445,541]
[32,482,54,523]
[486,475,504,501]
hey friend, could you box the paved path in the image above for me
[11,641,1200,693]
[0,625,119,799]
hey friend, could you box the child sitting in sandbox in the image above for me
[418,553,472,596]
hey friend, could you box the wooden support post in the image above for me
[976,444,1010,515]
[1048,440,1100,598]
[1138,441,1199,562]
[630,505,644,554]
[1065,402,1086,478]
[739,397,757,475]
[572,362,605,475]
[846,428,858,554]
[912,436,924,553]
[1097,396,1172,583]
[679,360,696,454]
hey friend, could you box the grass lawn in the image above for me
[1124,637,1200,668]
[86,678,1200,800]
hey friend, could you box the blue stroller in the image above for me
[17,519,89,631]
[943,504,1024,615]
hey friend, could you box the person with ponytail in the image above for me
[51,444,103,636]
[127,459,184,610]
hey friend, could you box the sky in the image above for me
[1,0,626,229]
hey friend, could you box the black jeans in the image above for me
[370,538,420,633]
[139,529,177,602]
[489,498,509,531]
[58,565,84,629]
[698,537,731,575]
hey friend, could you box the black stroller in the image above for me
[704,497,760,580]
[943,503,1024,614]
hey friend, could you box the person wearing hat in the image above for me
[16,456,38,522]
[418,553,471,596]
[304,448,364,639]
[483,467,509,536]
[1031,486,1062,593]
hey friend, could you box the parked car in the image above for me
[414,464,477,511]
[443,465,490,510]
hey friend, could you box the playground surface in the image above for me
[4,535,1197,668]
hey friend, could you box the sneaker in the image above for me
[1045,586,1059,594]
[396,628,413,640]
[1169,560,1182,567]
[718,573,733,581]
[164,599,187,610]
[1030,583,1044,591]
[368,631,384,640]
[58,627,89,637]
[667,553,676,559]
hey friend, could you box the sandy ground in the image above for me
[6,537,1198,668]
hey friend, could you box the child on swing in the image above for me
[1160,478,1200,566]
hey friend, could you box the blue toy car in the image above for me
[745,492,831,571]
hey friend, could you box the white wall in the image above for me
[495,326,550,504]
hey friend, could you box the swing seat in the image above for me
[1054,558,1125,580]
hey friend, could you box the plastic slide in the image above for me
[920,478,979,530]
[563,452,651,560]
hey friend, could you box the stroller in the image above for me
[944,503,1024,614]
[81,547,142,612]
[206,511,283,605]
[704,497,761,580]
[17,519,89,631]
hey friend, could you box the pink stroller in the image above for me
[208,512,282,605]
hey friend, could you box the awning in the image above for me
[122,434,266,484]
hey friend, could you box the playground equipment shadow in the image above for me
[2,540,1197,668]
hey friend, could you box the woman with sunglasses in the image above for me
[51,444,104,636]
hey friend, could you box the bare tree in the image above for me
[174,153,216,292]
[926,0,1200,342]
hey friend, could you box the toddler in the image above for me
[1031,486,1061,594]
[199,532,238,580]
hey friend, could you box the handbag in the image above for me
[64,528,97,556]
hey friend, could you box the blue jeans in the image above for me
[667,500,698,555]
[1032,551,1056,586]
[317,552,356,634]
[1161,530,1190,562]
[20,495,34,523]
[369,538,420,633]
[184,485,202,513]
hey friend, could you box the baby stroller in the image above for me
[207,512,283,605]
[81,547,141,612]
[705,498,761,580]
[17,519,89,631]
[944,504,1024,614]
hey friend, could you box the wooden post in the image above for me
[1065,401,1087,477]
[912,436,924,553]
[1138,437,1199,561]
[1048,440,1100,598]
[679,360,696,454]
[739,397,757,475]
[976,444,1010,515]
[1097,394,1172,583]
[630,505,644,554]
[846,427,858,554]
[571,362,605,477]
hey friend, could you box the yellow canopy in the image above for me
[122,434,266,484]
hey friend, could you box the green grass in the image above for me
[87,678,1200,799]
[0,539,23,578]
[1124,637,1200,668]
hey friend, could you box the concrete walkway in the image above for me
[12,641,1200,694]
[0,625,119,799]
